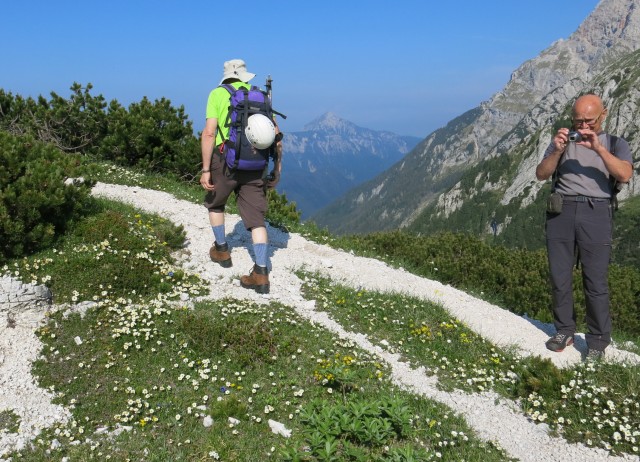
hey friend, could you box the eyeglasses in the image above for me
[572,111,603,127]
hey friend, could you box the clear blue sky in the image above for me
[2,1,601,138]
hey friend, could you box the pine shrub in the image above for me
[0,83,108,154]
[0,132,94,259]
[267,189,302,230]
[1,84,200,179]
[98,97,199,177]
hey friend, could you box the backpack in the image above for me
[217,84,277,171]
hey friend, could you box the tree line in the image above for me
[0,82,200,179]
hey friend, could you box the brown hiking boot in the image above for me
[240,264,269,294]
[209,241,232,268]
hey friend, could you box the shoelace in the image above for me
[553,333,567,343]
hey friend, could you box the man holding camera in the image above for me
[535,94,633,360]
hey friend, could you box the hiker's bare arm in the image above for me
[536,129,568,181]
[200,118,218,190]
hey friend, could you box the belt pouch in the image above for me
[547,192,563,214]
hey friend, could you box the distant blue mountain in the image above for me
[277,113,421,219]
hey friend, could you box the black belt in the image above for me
[563,195,610,203]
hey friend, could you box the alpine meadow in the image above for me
[2,0,640,461]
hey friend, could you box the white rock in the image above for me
[268,419,291,438]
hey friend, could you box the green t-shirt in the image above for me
[205,81,251,146]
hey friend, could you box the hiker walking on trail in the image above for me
[200,59,283,294]
[535,94,633,360]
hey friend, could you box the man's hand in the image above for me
[535,128,569,181]
[266,170,280,189]
[575,128,603,152]
[553,128,570,152]
[575,129,632,182]
[200,172,215,191]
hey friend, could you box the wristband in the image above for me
[202,169,210,173]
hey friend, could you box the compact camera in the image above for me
[568,131,582,142]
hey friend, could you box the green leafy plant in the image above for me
[0,132,94,260]
[266,189,302,231]
[295,396,418,459]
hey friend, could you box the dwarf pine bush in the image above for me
[0,132,93,260]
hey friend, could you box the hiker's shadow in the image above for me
[228,220,291,269]
[521,313,588,353]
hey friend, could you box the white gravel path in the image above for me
[1,181,639,461]
[0,320,72,457]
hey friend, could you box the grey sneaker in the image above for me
[586,348,605,361]
[545,332,574,352]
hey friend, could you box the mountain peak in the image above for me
[312,0,640,236]
[302,112,358,133]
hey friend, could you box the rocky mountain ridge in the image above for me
[277,112,420,218]
[313,0,640,236]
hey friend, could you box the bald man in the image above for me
[536,94,633,360]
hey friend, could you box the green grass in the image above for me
[6,197,205,305]
[330,231,640,342]
[3,162,640,460]
[298,273,640,455]
[0,410,20,434]
[25,296,512,461]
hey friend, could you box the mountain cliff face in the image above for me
[313,0,640,235]
[408,48,640,251]
[277,113,420,218]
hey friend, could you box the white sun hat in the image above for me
[219,59,256,84]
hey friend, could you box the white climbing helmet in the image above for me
[245,114,276,149]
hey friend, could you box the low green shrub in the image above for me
[0,132,94,260]
[0,83,107,154]
[1,84,200,179]
[98,97,199,177]
[266,189,302,230]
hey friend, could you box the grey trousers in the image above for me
[545,199,613,350]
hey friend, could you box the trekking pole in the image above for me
[266,75,273,103]
[265,74,287,120]
[263,75,283,185]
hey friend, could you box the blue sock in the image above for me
[253,243,268,268]
[212,225,226,245]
